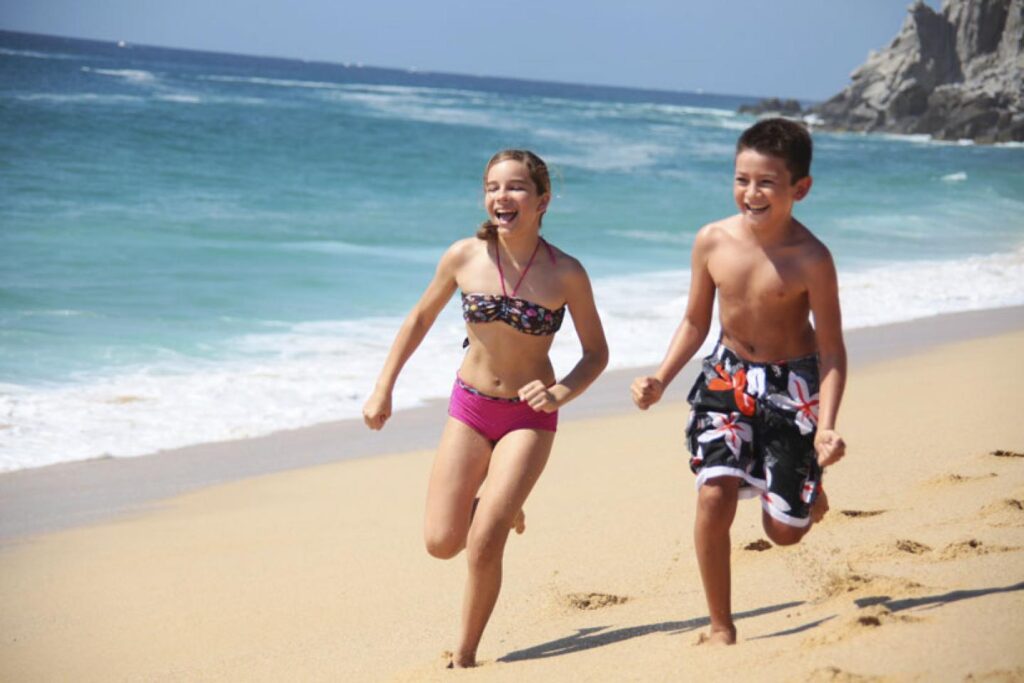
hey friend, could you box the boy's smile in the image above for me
[733,149,811,228]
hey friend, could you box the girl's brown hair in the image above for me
[476,149,551,241]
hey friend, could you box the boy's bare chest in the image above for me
[709,247,806,302]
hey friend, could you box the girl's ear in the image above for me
[538,193,551,216]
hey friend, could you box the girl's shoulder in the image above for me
[543,240,584,276]
[443,237,487,263]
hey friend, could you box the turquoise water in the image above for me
[2,31,1023,470]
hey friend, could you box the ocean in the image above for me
[2,30,1022,472]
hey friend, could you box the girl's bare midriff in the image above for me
[459,323,557,396]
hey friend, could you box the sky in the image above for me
[0,1,939,101]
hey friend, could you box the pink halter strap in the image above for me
[496,238,554,297]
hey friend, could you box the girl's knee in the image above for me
[465,522,509,569]
[424,531,463,559]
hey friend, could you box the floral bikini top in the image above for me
[461,238,566,338]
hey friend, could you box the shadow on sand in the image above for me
[853,580,1024,612]
[499,600,802,662]
[749,580,1024,640]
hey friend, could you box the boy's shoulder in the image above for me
[788,220,834,265]
[693,215,742,245]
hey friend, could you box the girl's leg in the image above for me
[423,418,494,559]
[694,476,741,644]
[455,428,555,667]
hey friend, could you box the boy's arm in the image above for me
[632,227,716,410]
[807,247,847,466]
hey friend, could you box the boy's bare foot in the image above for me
[512,508,526,534]
[811,487,830,524]
[445,651,476,668]
[695,625,737,645]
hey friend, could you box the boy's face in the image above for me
[733,148,811,227]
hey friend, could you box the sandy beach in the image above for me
[2,308,1024,682]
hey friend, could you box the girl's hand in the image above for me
[814,429,846,468]
[631,376,664,410]
[518,380,559,413]
[362,389,392,430]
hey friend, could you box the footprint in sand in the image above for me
[980,498,1024,527]
[819,570,924,600]
[894,539,932,554]
[935,472,998,485]
[839,509,886,518]
[990,449,1024,458]
[804,605,921,648]
[939,538,1020,560]
[564,592,629,610]
[853,605,921,628]
[805,665,885,682]
[964,667,1024,681]
[744,539,773,551]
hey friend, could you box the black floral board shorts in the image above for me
[686,341,822,528]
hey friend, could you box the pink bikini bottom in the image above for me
[447,376,558,443]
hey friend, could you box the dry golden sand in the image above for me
[2,331,1024,682]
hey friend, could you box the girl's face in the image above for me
[484,159,550,236]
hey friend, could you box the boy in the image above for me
[631,118,846,645]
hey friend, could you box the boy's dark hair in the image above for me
[736,118,812,183]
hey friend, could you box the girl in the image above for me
[363,149,608,667]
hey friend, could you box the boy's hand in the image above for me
[362,389,392,430]
[815,429,846,467]
[519,380,559,413]
[631,376,665,410]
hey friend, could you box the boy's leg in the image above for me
[761,512,811,546]
[694,475,741,644]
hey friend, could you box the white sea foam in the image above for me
[13,93,146,105]
[82,67,157,84]
[156,93,202,104]
[3,248,1022,472]
[0,47,82,61]
[201,75,347,90]
[941,171,968,182]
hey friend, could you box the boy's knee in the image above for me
[762,519,809,546]
[697,478,740,511]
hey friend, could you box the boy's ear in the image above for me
[794,175,813,201]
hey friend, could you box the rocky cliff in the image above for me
[811,0,1023,143]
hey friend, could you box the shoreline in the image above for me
[1,304,1022,542]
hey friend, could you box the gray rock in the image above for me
[738,97,804,116]
[809,0,1023,143]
